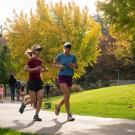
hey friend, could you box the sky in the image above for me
[0,0,97,24]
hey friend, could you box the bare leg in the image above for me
[58,83,70,115]
[24,90,36,105]
[36,89,44,113]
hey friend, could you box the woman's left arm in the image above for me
[69,56,78,69]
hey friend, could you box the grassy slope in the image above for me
[45,84,135,119]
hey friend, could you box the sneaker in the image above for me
[19,103,26,114]
[55,104,60,116]
[67,114,75,121]
[33,115,42,121]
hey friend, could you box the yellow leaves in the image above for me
[109,24,133,59]
[5,0,101,81]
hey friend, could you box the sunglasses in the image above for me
[35,48,42,51]
[65,45,71,49]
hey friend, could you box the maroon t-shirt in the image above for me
[27,57,42,80]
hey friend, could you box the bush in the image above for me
[71,84,83,93]
[49,86,62,97]
[47,84,83,97]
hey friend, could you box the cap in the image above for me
[32,44,42,52]
[64,42,72,48]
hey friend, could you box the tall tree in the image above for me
[5,0,101,82]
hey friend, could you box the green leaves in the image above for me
[97,0,135,56]
[0,46,13,85]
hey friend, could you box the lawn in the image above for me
[0,128,36,135]
[44,84,135,119]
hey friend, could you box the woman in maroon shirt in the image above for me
[19,44,47,121]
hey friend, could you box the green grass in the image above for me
[44,84,135,119]
[0,128,36,135]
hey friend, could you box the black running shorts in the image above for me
[27,80,43,92]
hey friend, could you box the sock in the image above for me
[35,112,38,116]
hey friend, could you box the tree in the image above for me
[97,0,135,56]
[76,14,135,89]
[0,45,13,85]
[5,0,101,82]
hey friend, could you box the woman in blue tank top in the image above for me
[53,42,78,121]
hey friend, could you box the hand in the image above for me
[35,66,42,71]
[44,67,48,71]
[41,67,48,72]
[69,63,75,68]
[59,64,65,70]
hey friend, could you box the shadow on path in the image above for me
[72,121,135,135]
[36,118,67,135]
[8,120,35,131]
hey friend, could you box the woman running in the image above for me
[53,42,78,121]
[19,44,47,121]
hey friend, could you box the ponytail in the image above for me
[25,49,33,58]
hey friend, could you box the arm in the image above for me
[52,54,64,68]
[71,62,78,69]
[52,59,64,69]
[69,56,78,69]
[69,62,78,69]
[24,65,42,72]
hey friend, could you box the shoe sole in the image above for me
[33,118,42,121]
[19,108,24,114]
[67,119,75,121]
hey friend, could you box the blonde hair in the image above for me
[25,44,41,58]
[25,49,33,58]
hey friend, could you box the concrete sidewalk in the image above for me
[0,102,135,135]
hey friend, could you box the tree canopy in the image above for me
[97,0,135,57]
[5,0,101,82]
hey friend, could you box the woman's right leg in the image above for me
[55,83,74,121]
[19,90,36,114]
[24,90,36,105]
[56,83,70,115]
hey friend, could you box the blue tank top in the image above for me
[56,53,77,76]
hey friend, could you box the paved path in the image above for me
[0,101,135,135]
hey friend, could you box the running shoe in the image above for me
[67,114,75,121]
[19,102,26,114]
[33,115,42,121]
